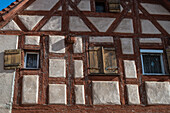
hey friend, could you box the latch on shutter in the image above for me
[4,49,21,70]
[108,0,120,13]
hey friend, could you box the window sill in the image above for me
[142,74,169,76]
[21,68,40,70]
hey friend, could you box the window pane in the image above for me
[95,2,105,12]
[143,54,162,73]
[26,54,38,68]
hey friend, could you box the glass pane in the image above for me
[26,54,38,68]
[95,2,105,12]
[142,54,162,73]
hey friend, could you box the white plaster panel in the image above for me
[58,6,62,11]
[120,5,124,12]
[139,10,142,14]
[141,3,170,15]
[139,38,162,43]
[87,17,115,32]
[0,73,14,105]
[114,19,134,33]
[25,36,40,45]
[49,35,65,53]
[0,108,10,113]
[69,16,91,32]
[77,0,91,11]
[25,0,59,11]
[158,21,170,34]
[0,35,18,112]
[141,19,161,34]
[126,85,140,105]
[145,81,170,105]
[121,38,134,54]
[73,37,83,53]
[18,15,44,30]
[75,85,85,104]
[49,59,66,78]
[49,84,67,104]
[124,60,137,78]
[89,36,114,43]
[92,81,121,105]
[41,16,61,31]
[0,20,21,31]
[22,75,39,104]
[74,60,83,78]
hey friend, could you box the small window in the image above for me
[95,0,120,13]
[89,46,118,74]
[24,52,39,69]
[95,1,106,12]
[140,49,165,75]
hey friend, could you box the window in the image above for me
[95,0,120,13]
[89,46,118,74]
[24,52,39,69]
[95,0,106,12]
[140,49,165,75]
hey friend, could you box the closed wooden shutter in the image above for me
[103,47,118,74]
[4,49,21,70]
[108,0,120,13]
[89,47,101,73]
[166,48,170,70]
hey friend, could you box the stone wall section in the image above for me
[124,60,137,78]
[49,84,67,104]
[92,81,121,105]
[145,81,170,105]
[25,36,40,45]
[22,75,39,104]
[74,85,85,104]
[126,85,140,105]
[49,59,66,78]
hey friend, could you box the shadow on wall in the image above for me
[0,52,14,73]
[51,39,65,51]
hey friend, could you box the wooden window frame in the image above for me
[140,49,165,75]
[24,52,40,69]
[88,46,118,75]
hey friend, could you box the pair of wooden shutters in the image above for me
[89,47,118,74]
[4,49,21,70]
[108,0,120,13]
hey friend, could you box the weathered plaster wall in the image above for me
[141,3,170,15]
[0,20,21,31]
[0,0,169,113]
[25,0,59,11]
[0,35,18,113]
[18,15,44,31]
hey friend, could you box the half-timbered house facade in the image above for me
[0,0,170,113]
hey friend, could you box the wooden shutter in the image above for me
[103,47,118,74]
[89,47,102,73]
[4,49,21,70]
[166,48,170,70]
[108,0,120,13]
